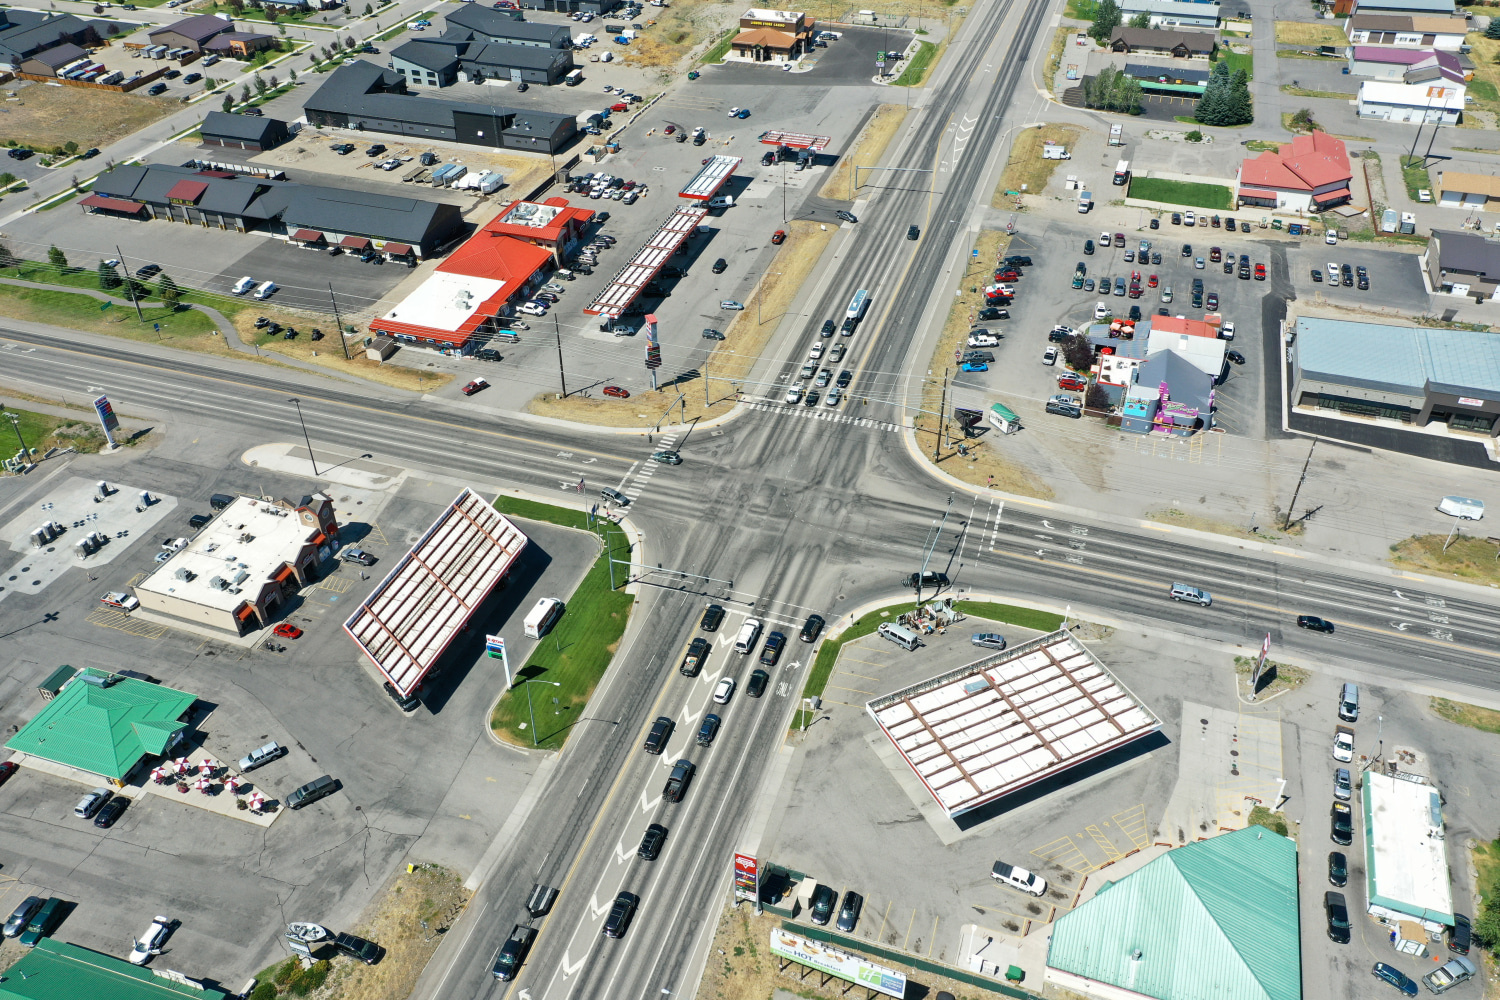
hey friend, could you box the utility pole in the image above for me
[553,313,567,398]
[328,283,350,360]
[933,368,948,461]
[1282,439,1316,530]
[914,494,954,609]
[115,244,144,322]
[6,411,30,467]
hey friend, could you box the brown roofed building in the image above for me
[147,12,236,53]
[729,8,813,64]
[1108,26,1216,58]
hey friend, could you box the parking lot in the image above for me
[0,456,599,984]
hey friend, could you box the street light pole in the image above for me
[287,397,319,476]
[6,412,30,467]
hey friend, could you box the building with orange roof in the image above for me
[368,201,572,353]
[1235,131,1352,214]
[729,8,814,63]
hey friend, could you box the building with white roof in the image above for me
[1116,0,1220,30]
[1362,771,1454,931]
[866,631,1161,817]
[134,494,339,634]
[1357,79,1464,124]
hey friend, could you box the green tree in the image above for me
[63,140,78,154]
[1063,333,1095,371]
[0,173,14,188]
[121,278,148,302]
[1486,17,1500,39]
[223,92,235,113]
[363,1,372,11]
[1290,107,1316,131]
[253,74,268,95]
[1089,0,1121,44]
[1185,129,1204,142]
[0,242,15,269]
[1128,11,1149,28]
[1225,68,1254,125]
[241,83,251,102]
[1195,59,1231,126]
[345,35,357,50]
[289,67,297,83]
[46,245,68,271]
[98,260,122,291]
[156,273,180,305]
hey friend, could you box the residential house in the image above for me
[1357,79,1464,123]
[1345,14,1469,51]
[728,8,816,63]
[303,60,576,153]
[1108,26,1217,58]
[199,110,290,151]
[146,12,236,53]
[1425,229,1500,301]
[1115,0,1221,30]
[1236,130,1352,213]
[1436,171,1500,211]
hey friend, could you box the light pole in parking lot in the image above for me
[287,397,320,476]
[524,679,561,747]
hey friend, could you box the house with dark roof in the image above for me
[1235,130,1352,213]
[303,60,576,153]
[147,12,236,53]
[389,35,574,87]
[1108,26,1216,59]
[203,30,277,57]
[1425,229,1500,302]
[0,10,108,67]
[443,5,573,47]
[82,162,464,257]
[18,41,87,76]
[200,110,289,151]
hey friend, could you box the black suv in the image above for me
[603,891,638,938]
[188,513,212,529]
[334,932,384,965]
[903,571,949,589]
[384,682,420,712]
[747,668,770,698]
[697,713,720,746]
[711,258,728,274]
[799,614,824,642]
[701,604,725,631]
[491,924,536,981]
[820,319,836,336]
[809,885,837,925]
[638,823,667,860]
[759,632,786,666]
[644,716,673,754]
[907,225,920,240]
[761,150,776,166]
[1325,891,1350,944]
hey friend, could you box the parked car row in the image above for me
[568,171,647,204]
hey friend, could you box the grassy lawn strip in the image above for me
[0,283,218,340]
[1221,49,1253,79]
[1127,176,1234,210]
[1046,24,1072,80]
[790,601,1061,729]
[1273,21,1348,46]
[1280,84,1354,99]
[700,29,734,64]
[0,403,109,457]
[995,123,1081,200]
[1064,0,1098,18]
[1471,836,1500,947]
[1399,156,1430,202]
[893,40,938,87]
[1390,533,1500,585]
[489,501,632,751]
[1245,139,1281,152]
[1431,697,1500,734]
[1470,79,1499,103]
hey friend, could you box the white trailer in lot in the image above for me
[1042,144,1070,159]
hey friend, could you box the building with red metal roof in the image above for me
[485,196,594,263]
[1236,131,1352,214]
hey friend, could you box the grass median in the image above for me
[489,498,634,751]
[893,41,938,87]
[1273,21,1348,46]
[994,123,1082,203]
[1390,533,1500,585]
[0,402,116,457]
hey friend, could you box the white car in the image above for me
[712,677,736,704]
[1326,260,1340,280]
[785,386,803,404]
[1042,346,1058,366]
[808,343,824,360]
[825,387,842,406]
[727,106,741,116]
[542,283,566,294]
[519,302,548,316]
[1184,211,1196,226]
[1220,321,1235,340]
[1325,231,1338,245]
[128,916,172,965]
[720,300,745,311]
[1093,301,1110,320]
[100,591,139,612]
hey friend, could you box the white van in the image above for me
[252,280,277,300]
[734,617,762,654]
[231,276,255,295]
[707,194,734,209]
[1438,495,1485,520]
[524,598,565,639]
[877,622,921,650]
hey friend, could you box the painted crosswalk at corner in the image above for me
[742,401,899,432]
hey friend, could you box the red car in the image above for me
[663,124,676,134]
[1147,273,1159,287]
[1209,247,1222,262]
[0,761,17,787]
[771,230,786,245]
[1254,263,1266,280]
[1057,373,1088,391]
[1128,285,1142,298]
[1113,233,1125,247]
[602,385,630,398]
[610,102,628,112]
[1130,270,1141,284]
[994,269,1020,281]
[461,377,490,396]
[272,623,302,639]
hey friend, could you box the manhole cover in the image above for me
[1230,750,1239,757]
[1200,718,1209,725]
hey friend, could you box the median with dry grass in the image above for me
[229,307,454,393]
[994,124,1083,204]
[527,219,835,428]
[912,229,1054,499]
[1390,533,1500,585]
[821,104,911,202]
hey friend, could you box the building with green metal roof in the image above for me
[1044,826,1301,1000]
[4,670,197,784]
[0,938,227,1000]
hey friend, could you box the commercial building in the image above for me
[18,42,88,77]
[1145,314,1226,377]
[146,12,236,53]
[389,5,576,87]
[1426,228,1500,301]
[1108,26,1217,58]
[344,489,528,698]
[1045,826,1300,1000]
[866,631,1161,818]
[133,494,339,634]
[368,199,579,350]
[1357,79,1464,123]
[199,110,290,151]
[1091,51,1209,93]
[1115,0,1220,30]
[1344,13,1469,50]
[516,0,619,13]
[304,60,577,153]
[0,938,228,1000]
[1351,0,1456,15]
[1236,130,1352,214]
[1436,170,1500,211]
[1363,771,1454,931]
[1121,350,1217,435]
[445,5,574,46]
[0,10,111,66]
[1346,46,1462,81]
[4,669,197,786]
[1291,315,1500,435]
[83,162,463,258]
[728,8,816,63]
[202,30,277,58]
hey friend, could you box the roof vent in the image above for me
[1130,949,1143,962]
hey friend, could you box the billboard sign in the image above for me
[644,313,658,346]
[769,928,905,999]
[733,852,757,901]
[93,395,120,433]
[1250,632,1270,692]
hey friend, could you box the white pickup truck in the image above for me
[1332,726,1355,763]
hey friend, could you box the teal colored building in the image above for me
[1045,826,1301,1000]
[0,938,227,1000]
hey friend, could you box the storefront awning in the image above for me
[235,603,256,621]
[79,194,145,214]
[292,229,324,242]
[341,236,372,250]
[383,243,412,256]
[273,566,295,583]
[1313,187,1351,204]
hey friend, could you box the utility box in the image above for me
[39,665,79,702]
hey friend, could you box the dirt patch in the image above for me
[994,124,1083,203]
[0,77,181,151]
[821,104,910,202]
[1273,21,1349,46]
[1146,506,1292,541]
[527,218,835,427]
[1234,655,1309,701]
[230,307,455,393]
[254,864,470,1000]
[912,229,1054,500]
[619,0,743,70]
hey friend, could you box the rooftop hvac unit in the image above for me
[79,672,119,688]
[174,568,196,581]
[209,576,227,590]
[232,570,249,584]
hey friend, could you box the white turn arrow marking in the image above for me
[640,787,657,812]
[614,839,633,864]
[1391,622,1411,631]
[588,894,609,918]
[560,951,585,978]
[1041,519,1054,529]
[1393,589,1407,600]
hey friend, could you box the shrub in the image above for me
[1185,129,1203,142]
[248,982,277,1000]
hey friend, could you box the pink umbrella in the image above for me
[198,761,214,777]
[225,776,240,794]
